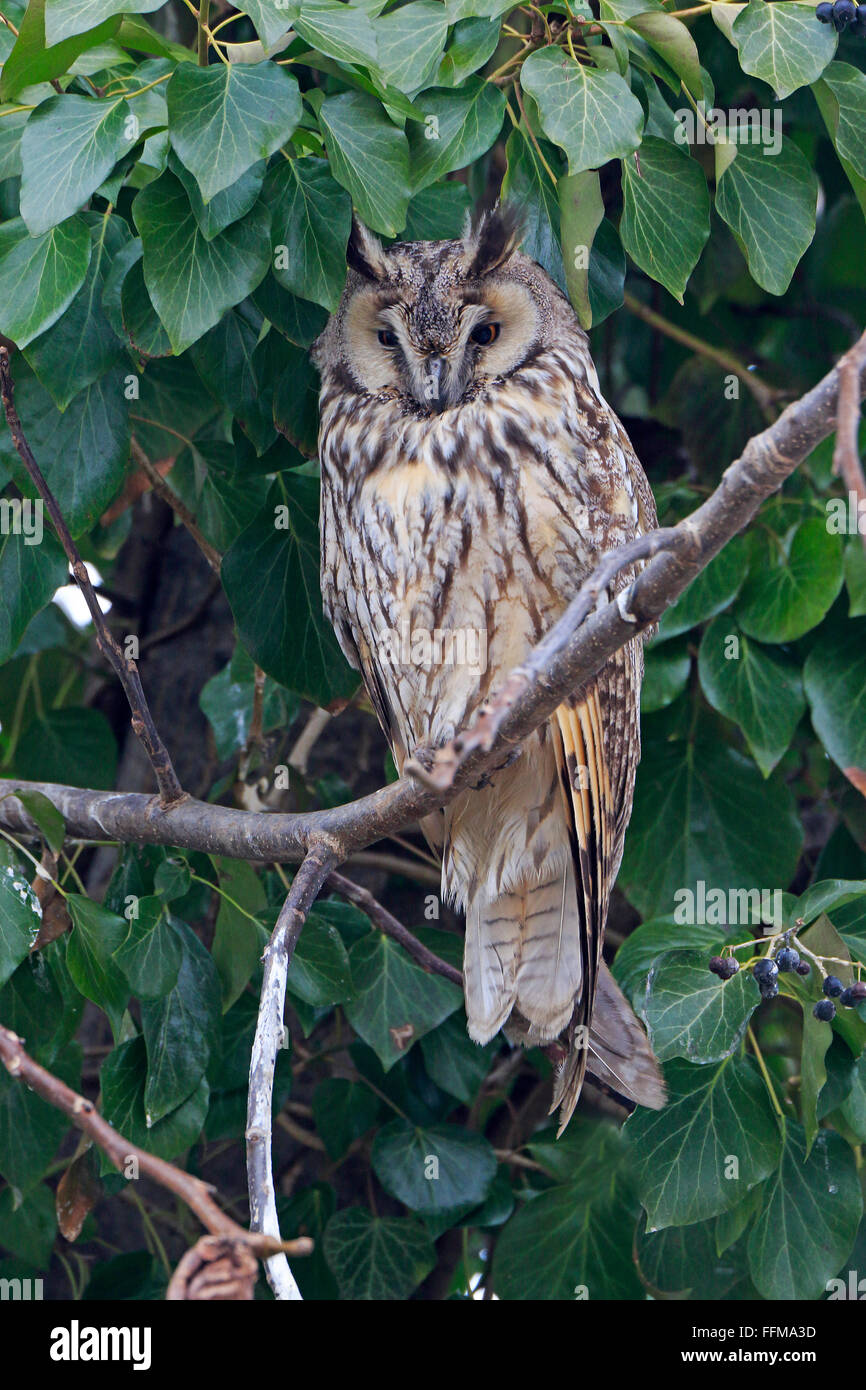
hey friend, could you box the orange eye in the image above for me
[470,322,500,346]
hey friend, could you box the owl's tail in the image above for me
[463,869,664,1130]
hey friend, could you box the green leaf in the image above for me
[9,789,64,854]
[620,137,709,302]
[0,530,66,665]
[66,893,129,1036]
[520,47,643,175]
[0,1040,78,1191]
[626,13,702,97]
[628,1056,782,1230]
[619,732,803,921]
[209,858,266,1012]
[0,215,91,349]
[800,1003,831,1157]
[133,171,271,354]
[501,129,565,294]
[732,0,836,101]
[559,168,603,327]
[419,1012,495,1102]
[645,951,761,1064]
[715,137,818,296]
[312,1078,380,1160]
[588,217,625,324]
[319,91,410,237]
[372,1118,497,1216]
[19,94,132,236]
[221,472,359,707]
[140,921,221,1125]
[406,78,505,193]
[112,896,182,1001]
[172,156,266,243]
[199,645,295,760]
[288,911,354,1007]
[233,0,294,50]
[437,16,501,87]
[293,3,379,70]
[375,2,448,93]
[14,708,118,791]
[343,932,462,1071]
[655,534,751,641]
[263,156,351,312]
[612,917,721,1011]
[101,1036,209,1163]
[698,617,805,776]
[323,1208,436,1300]
[0,0,120,101]
[803,618,866,785]
[0,1182,56,1267]
[747,1122,861,1300]
[844,541,866,618]
[166,61,302,204]
[814,63,866,182]
[788,879,866,930]
[44,0,165,45]
[403,181,472,241]
[735,519,844,643]
[24,213,129,409]
[642,638,691,713]
[839,1053,866,1140]
[0,864,41,991]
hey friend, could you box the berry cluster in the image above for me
[816,0,866,33]
[708,930,866,1018]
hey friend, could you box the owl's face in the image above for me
[313,208,567,413]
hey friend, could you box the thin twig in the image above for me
[131,438,222,574]
[325,871,463,986]
[246,843,340,1300]
[832,338,866,554]
[0,349,185,807]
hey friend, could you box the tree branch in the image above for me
[325,870,463,986]
[246,843,339,1301]
[0,348,185,807]
[832,336,866,553]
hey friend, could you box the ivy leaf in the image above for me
[800,1003,831,1157]
[199,645,296,761]
[0,1,120,101]
[319,91,410,237]
[372,1119,497,1216]
[520,47,643,175]
[210,857,266,1012]
[419,1013,495,1103]
[167,61,302,204]
[287,911,354,1008]
[44,0,165,45]
[343,932,462,1071]
[374,2,449,93]
[588,218,625,324]
[0,530,66,665]
[612,918,722,1011]
[0,1040,78,1191]
[502,129,566,294]
[628,1057,782,1229]
[222,471,356,703]
[655,534,751,641]
[803,618,866,788]
[100,1037,209,1163]
[323,1208,436,1300]
[715,137,818,296]
[0,1182,56,1267]
[619,732,803,922]
[293,2,379,69]
[263,156,351,312]
[747,1123,862,1300]
[14,708,118,791]
[66,893,129,1037]
[406,78,505,192]
[112,896,182,1001]
[0,864,42,991]
[437,16,502,87]
[403,181,472,241]
[645,951,761,1064]
[312,1078,381,1160]
[133,172,271,354]
[813,63,866,182]
[140,921,222,1125]
[233,0,294,50]
[735,519,844,643]
[642,638,691,713]
[0,215,91,349]
[844,541,866,618]
[9,789,64,854]
[626,13,702,97]
[732,0,836,101]
[698,617,806,776]
[559,168,603,327]
[620,137,709,302]
[19,94,133,236]
[172,156,267,243]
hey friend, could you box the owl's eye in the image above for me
[470,322,501,347]
[377,328,398,348]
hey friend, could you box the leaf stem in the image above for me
[748,1025,786,1127]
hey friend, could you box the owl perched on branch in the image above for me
[313,206,665,1131]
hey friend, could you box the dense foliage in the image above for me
[0,0,865,1301]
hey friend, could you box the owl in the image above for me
[312,206,665,1131]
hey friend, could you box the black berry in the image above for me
[823,975,844,997]
[796,960,811,976]
[855,4,866,33]
[815,1,834,17]
[833,0,857,28]
[839,982,866,1007]
[813,999,836,1021]
[776,947,800,972]
[753,957,778,982]
[760,979,780,1000]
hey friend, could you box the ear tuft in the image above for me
[463,202,523,278]
[346,217,388,281]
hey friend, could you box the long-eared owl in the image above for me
[312,207,665,1130]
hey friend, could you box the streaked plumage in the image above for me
[313,208,664,1129]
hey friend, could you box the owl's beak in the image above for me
[422,354,447,412]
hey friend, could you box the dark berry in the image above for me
[833,0,856,27]
[776,947,800,972]
[753,957,778,981]
[815,1,834,17]
[796,960,811,976]
[855,4,866,33]
[839,982,866,1007]
[813,999,836,1021]
[823,975,844,997]
[760,979,780,1000]
[709,956,727,977]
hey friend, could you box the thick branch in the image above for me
[832,338,866,553]
[0,348,185,806]
[246,844,339,1301]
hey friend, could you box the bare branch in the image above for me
[246,843,339,1300]
[130,437,222,574]
[832,337,866,554]
[0,348,186,807]
[325,870,463,986]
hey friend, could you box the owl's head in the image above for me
[312,205,569,413]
